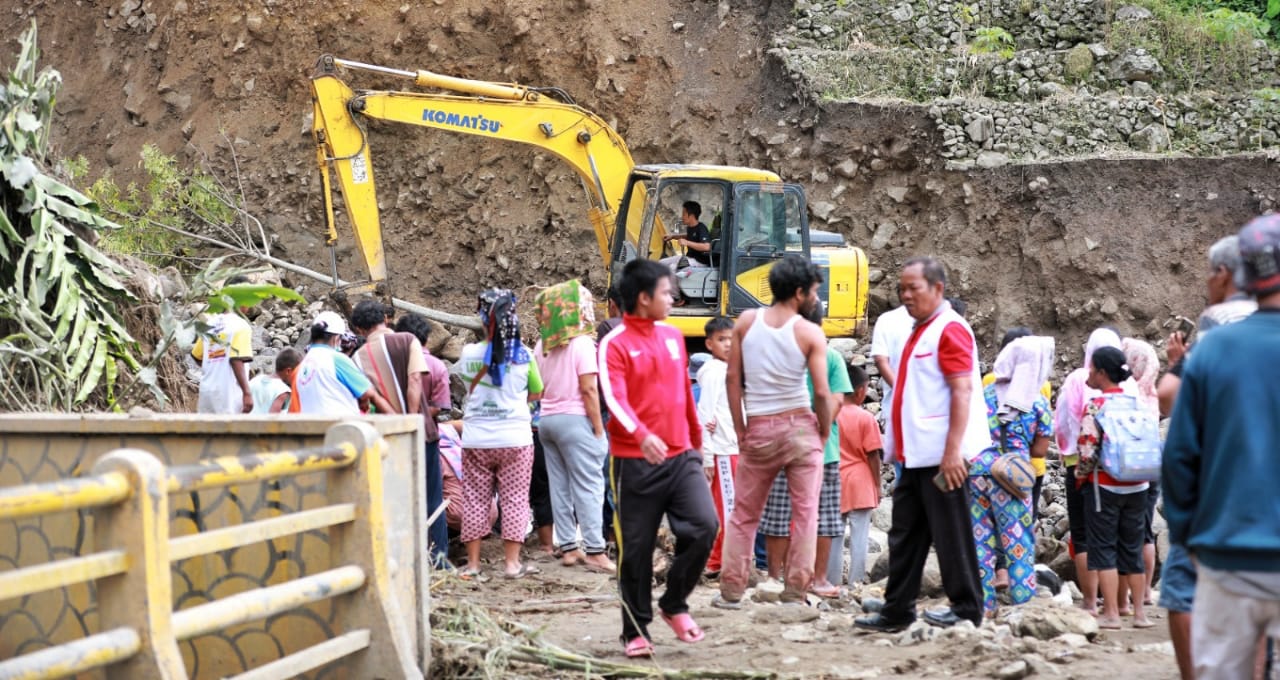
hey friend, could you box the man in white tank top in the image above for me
[714,254,833,608]
[855,257,987,632]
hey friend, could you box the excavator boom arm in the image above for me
[310,57,652,292]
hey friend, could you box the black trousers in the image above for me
[1084,484,1146,574]
[882,466,984,625]
[611,450,718,642]
[530,429,554,528]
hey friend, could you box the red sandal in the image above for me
[660,611,705,643]
[624,636,654,658]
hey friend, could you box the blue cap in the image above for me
[688,352,712,381]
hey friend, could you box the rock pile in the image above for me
[932,91,1280,164]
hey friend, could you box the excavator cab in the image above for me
[727,182,811,314]
[609,167,815,337]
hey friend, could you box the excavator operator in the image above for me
[662,201,712,268]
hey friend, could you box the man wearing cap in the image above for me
[291,311,393,416]
[1163,214,1280,680]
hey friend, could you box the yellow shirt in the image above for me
[981,373,1052,477]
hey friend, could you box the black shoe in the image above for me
[861,597,884,613]
[922,608,961,628]
[854,612,912,633]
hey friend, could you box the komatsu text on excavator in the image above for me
[310,55,869,337]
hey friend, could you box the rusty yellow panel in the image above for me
[172,566,366,642]
[0,472,130,523]
[0,414,425,680]
[0,551,127,603]
[166,445,358,494]
[168,504,356,562]
[0,626,140,680]
[227,629,370,680]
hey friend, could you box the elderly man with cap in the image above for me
[1163,214,1280,680]
[290,310,393,416]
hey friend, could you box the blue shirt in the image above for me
[1163,309,1280,573]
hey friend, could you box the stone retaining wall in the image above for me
[786,0,1109,51]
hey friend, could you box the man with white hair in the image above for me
[1157,233,1258,680]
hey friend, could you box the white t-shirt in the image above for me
[870,305,913,404]
[696,357,738,460]
[249,374,291,414]
[451,342,543,449]
[870,305,913,373]
[294,344,373,416]
[192,312,253,414]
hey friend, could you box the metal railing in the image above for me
[0,421,422,680]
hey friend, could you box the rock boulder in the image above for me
[1006,603,1100,640]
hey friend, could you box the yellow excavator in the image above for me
[309,55,869,337]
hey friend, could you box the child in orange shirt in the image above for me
[827,365,884,585]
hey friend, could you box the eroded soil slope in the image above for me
[16,0,1280,362]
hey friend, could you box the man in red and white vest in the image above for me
[856,256,989,631]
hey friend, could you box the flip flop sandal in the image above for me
[710,594,743,611]
[661,611,706,643]
[561,553,586,567]
[624,636,655,658]
[810,584,843,599]
[459,569,489,583]
[502,564,541,580]
[583,561,616,574]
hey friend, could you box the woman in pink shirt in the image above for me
[533,281,615,574]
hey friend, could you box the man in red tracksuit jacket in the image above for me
[599,258,718,658]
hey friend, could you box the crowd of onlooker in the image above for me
[189,213,1280,676]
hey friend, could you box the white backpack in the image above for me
[1094,394,1163,483]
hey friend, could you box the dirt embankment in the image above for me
[22,0,1280,366]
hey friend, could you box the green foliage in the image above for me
[1108,0,1268,92]
[1167,0,1280,37]
[0,22,138,410]
[955,3,979,26]
[970,27,1016,58]
[1203,7,1271,39]
[82,143,238,267]
[208,283,305,314]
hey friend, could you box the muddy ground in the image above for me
[430,540,1180,679]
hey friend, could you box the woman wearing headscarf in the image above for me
[533,280,615,574]
[1053,327,1121,613]
[1121,337,1161,613]
[970,336,1055,617]
[451,288,544,580]
[1076,346,1153,630]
